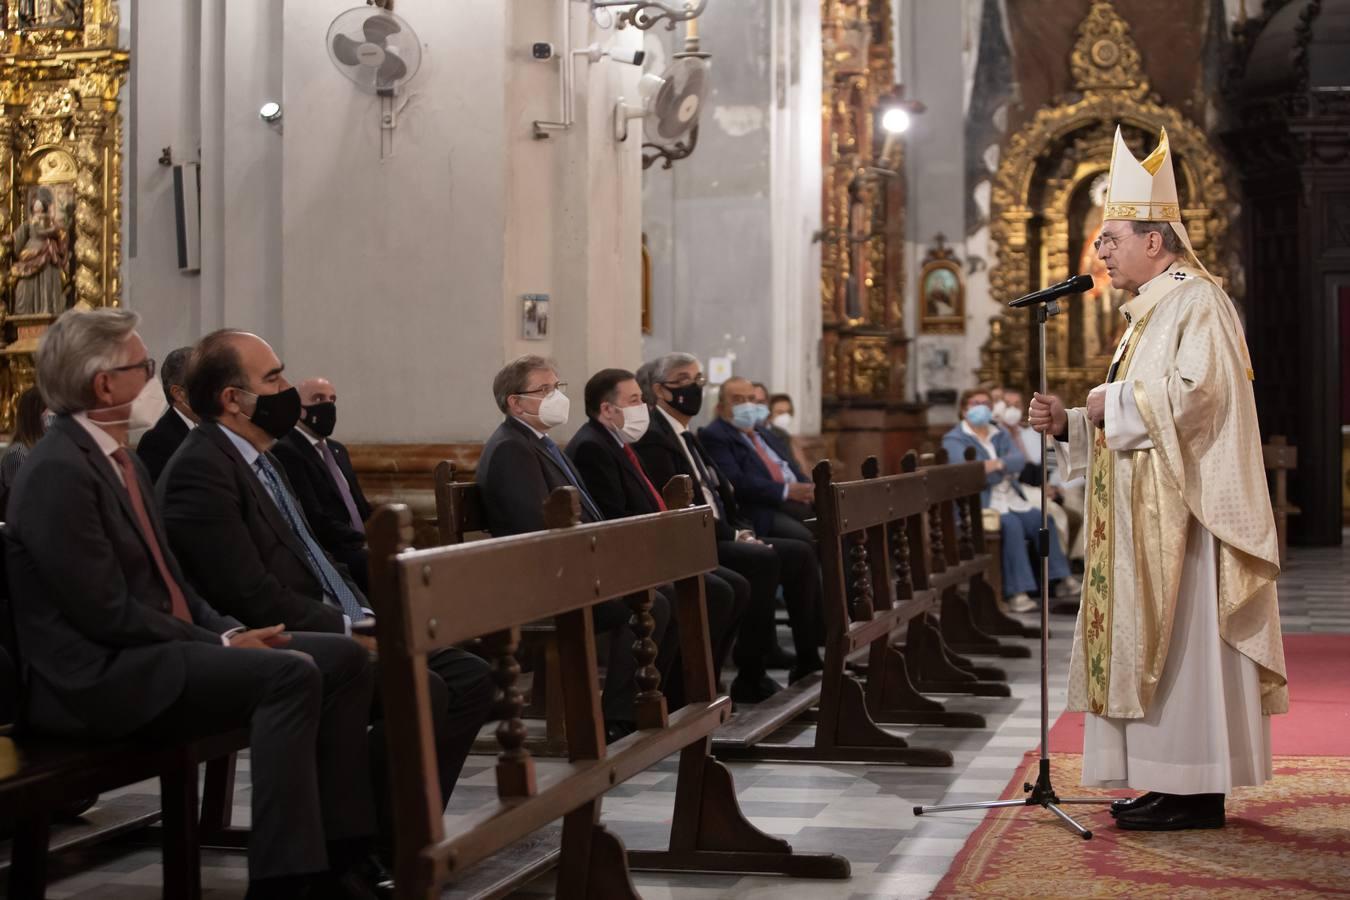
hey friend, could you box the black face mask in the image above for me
[665,382,703,417]
[302,401,337,438]
[244,386,302,439]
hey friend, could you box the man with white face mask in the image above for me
[566,368,748,692]
[6,309,381,898]
[477,356,678,741]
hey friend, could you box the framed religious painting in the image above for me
[918,234,964,334]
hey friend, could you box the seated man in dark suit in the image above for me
[273,377,372,593]
[565,368,749,697]
[9,309,379,899]
[158,329,493,857]
[134,345,197,483]
[476,355,680,740]
[636,354,824,685]
[700,376,815,542]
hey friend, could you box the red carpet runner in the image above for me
[932,634,1350,898]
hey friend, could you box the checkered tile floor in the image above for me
[27,535,1349,899]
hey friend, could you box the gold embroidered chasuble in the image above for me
[1058,265,1288,720]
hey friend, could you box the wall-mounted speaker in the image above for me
[172,162,200,272]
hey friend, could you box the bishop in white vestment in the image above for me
[1030,127,1287,832]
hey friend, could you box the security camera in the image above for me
[608,47,646,67]
[531,42,554,60]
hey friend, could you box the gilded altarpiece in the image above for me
[0,0,126,431]
[819,0,922,474]
[978,1,1236,405]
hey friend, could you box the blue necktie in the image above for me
[539,436,603,521]
[254,456,367,622]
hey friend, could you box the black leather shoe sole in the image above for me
[1116,813,1225,832]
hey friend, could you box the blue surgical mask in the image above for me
[752,403,771,426]
[965,404,993,427]
[731,402,760,430]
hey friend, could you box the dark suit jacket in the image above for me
[158,421,354,634]
[566,418,661,519]
[272,430,371,591]
[475,416,599,537]
[698,417,806,535]
[5,416,240,738]
[635,408,751,542]
[135,406,191,484]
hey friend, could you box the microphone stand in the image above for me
[913,293,1106,839]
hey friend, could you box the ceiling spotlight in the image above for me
[259,101,283,123]
[881,107,911,135]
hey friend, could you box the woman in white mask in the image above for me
[764,390,813,475]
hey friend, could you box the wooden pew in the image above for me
[0,529,247,898]
[1262,435,1298,566]
[434,461,568,757]
[902,449,1016,697]
[369,485,849,898]
[713,458,959,764]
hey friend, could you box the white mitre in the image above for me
[1104,126,1218,285]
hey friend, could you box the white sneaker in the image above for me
[1054,576,1082,598]
[1006,593,1036,613]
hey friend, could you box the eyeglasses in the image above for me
[1092,231,1137,253]
[661,373,707,388]
[517,382,567,398]
[109,357,156,380]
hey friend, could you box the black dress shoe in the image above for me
[764,647,797,670]
[1109,791,1163,818]
[604,720,637,744]
[349,853,395,898]
[1116,792,1225,831]
[730,673,783,704]
[788,657,824,683]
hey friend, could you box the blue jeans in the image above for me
[1000,508,1069,597]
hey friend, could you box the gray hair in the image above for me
[36,308,141,414]
[649,352,700,385]
[492,354,557,414]
[1129,220,1186,256]
[635,360,659,405]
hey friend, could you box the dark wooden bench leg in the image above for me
[9,810,51,900]
[865,642,987,728]
[628,740,853,877]
[198,752,250,850]
[907,614,1010,697]
[968,573,1039,639]
[557,803,638,900]
[938,586,1028,660]
[161,757,203,900]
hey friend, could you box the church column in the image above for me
[901,0,968,421]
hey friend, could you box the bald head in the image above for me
[298,377,336,406]
[186,329,291,449]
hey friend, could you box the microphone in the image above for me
[1007,274,1095,308]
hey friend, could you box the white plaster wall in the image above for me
[903,0,967,424]
[641,0,821,429]
[124,0,645,444]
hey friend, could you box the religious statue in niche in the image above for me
[4,186,74,316]
[918,234,964,334]
[18,0,82,29]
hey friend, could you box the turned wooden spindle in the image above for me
[847,528,874,621]
[628,587,667,730]
[483,626,536,798]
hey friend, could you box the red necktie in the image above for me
[111,448,192,623]
[623,444,667,511]
[750,432,786,483]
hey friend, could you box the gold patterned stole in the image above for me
[1082,307,1157,715]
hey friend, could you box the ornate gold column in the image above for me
[818,0,923,475]
[0,1,128,431]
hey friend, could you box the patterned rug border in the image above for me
[932,753,1350,899]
